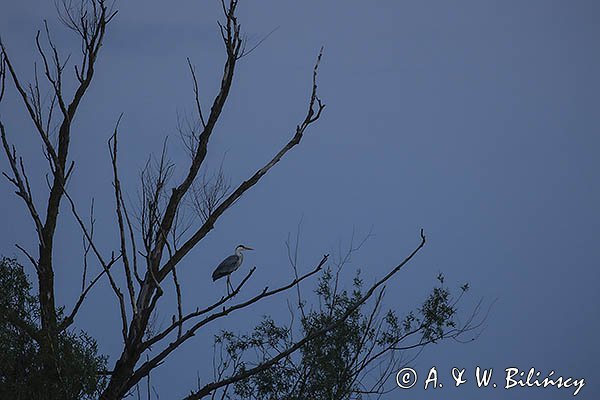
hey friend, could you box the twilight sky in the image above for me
[1,1,599,399]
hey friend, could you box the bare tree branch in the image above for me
[60,185,128,339]
[15,243,39,270]
[109,114,138,314]
[1,122,46,247]
[80,199,95,292]
[60,253,121,332]
[286,218,307,322]
[186,58,206,129]
[143,266,257,350]
[190,159,231,223]
[172,266,183,339]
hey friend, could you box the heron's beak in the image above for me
[244,246,254,251]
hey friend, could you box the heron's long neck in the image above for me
[235,248,244,262]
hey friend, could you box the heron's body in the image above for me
[212,253,243,281]
[212,245,253,292]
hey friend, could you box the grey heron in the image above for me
[212,244,253,294]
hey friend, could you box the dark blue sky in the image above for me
[1,1,599,399]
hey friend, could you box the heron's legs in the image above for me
[226,276,233,295]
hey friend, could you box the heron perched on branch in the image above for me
[212,244,253,294]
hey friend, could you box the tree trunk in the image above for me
[38,243,62,398]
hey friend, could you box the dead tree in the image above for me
[0,1,465,399]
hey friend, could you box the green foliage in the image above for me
[214,268,470,400]
[0,257,107,400]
